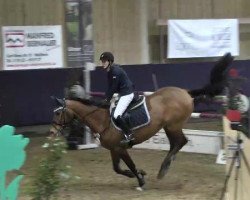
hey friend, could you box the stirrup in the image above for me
[120,134,134,145]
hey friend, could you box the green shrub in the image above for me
[29,137,68,200]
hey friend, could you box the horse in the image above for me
[49,53,233,189]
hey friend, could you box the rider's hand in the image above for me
[100,99,110,107]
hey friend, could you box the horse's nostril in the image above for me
[49,131,58,137]
[49,128,56,135]
[49,131,54,135]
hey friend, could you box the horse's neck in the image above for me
[87,108,110,133]
[68,100,110,134]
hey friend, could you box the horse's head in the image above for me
[49,94,110,139]
[49,97,76,136]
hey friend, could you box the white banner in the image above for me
[168,19,239,58]
[2,26,63,70]
[134,129,223,155]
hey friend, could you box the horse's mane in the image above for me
[67,97,109,109]
[64,84,109,109]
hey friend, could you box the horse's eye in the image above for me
[55,112,60,116]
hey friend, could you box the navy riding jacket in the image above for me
[105,64,134,101]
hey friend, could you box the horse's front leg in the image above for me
[117,149,146,188]
[110,149,135,178]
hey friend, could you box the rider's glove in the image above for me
[100,99,110,107]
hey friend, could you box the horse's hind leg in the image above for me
[157,128,188,179]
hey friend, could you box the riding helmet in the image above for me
[99,52,114,63]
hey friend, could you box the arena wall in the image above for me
[134,129,224,155]
[93,0,250,63]
[0,67,83,126]
[0,60,250,126]
[1,0,250,66]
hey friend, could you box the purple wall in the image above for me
[0,67,83,126]
[0,60,249,126]
[91,60,250,96]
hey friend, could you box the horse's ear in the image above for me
[56,98,65,106]
[51,96,65,106]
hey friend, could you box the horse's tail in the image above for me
[188,52,234,103]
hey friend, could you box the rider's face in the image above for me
[101,60,110,70]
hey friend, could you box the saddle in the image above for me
[126,95,144,110]
[111,94,151,131]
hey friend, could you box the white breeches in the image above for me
[113,93,134,119]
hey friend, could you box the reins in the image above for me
[52,102,111,136]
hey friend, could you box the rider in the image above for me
[100,51,135,145]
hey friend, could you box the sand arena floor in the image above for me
[16,119,225,200]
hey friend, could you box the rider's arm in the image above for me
[105,70,120,101]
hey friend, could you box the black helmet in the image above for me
[99,52,114,63]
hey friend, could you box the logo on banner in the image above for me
[5,31,25,48]
[2,25,63,70]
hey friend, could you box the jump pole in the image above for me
[78,63,99,150]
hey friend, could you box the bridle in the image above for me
[52,106,73,136]
[52,104,107,136]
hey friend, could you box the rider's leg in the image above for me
[115,115,133,139]
[113,93,134,144]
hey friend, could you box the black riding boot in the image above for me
[115,116,134,146]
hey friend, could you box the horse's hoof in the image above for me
[138,169,147,176]
[157,162,171,179]
[138,171,145,187]
[157,170,166,179]
[139,179,145,187]
[136,187,144,191]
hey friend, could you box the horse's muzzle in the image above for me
[49,125,61,136]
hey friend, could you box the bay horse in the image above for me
[49,53,233,189]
